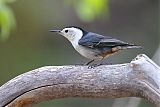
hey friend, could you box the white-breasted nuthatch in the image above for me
[50,26,141,65]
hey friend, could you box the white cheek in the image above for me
[61,32,72,40]
[61,28,83,49]
[66,33,75,41]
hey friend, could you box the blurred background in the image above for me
[0,0,159,107]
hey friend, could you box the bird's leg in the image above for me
[88,58,104,68]
[84,59,94,65]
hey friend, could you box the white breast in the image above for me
[63,28,102,60]
[71,39,102,60]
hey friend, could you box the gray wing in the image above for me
[78,32,129,48]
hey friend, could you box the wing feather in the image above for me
[78,32,129,48]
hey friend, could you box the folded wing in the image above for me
[78,32,135,48]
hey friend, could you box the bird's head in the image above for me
[50,26,87,42]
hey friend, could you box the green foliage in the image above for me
[66,0,109,22]
[0,0,16,41]
[0,0,109,41]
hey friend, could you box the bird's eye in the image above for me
[65,30,68,33]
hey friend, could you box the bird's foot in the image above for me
[88,63,101,69]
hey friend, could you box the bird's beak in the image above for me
[49,30,61,33]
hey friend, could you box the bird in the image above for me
[50,26,141,66]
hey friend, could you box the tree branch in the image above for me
[0,54,160,107]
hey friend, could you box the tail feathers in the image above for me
[121,44,142,49]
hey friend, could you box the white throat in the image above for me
[71,32,83,46]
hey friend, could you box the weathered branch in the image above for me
[0,54,160,107]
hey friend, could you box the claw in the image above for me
[88,64,101,69]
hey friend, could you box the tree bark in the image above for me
[0,54,160,107]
